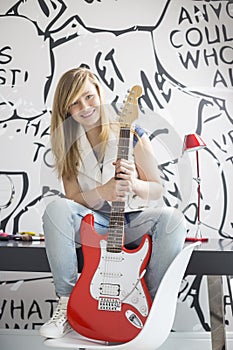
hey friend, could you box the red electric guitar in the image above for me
[67,86,152,343]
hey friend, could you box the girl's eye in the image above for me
[86,94,92,100]
[70,101,79,107]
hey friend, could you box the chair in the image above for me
[44,242,200,350]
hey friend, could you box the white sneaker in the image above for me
[39,296,72,338]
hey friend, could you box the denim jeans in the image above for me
[42,198,187,299]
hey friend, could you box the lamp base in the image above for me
[185,237,208,243]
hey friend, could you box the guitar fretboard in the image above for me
[107,127,131,253]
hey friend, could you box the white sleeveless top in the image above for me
[76,125,156,212]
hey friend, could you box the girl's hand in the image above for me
[98,159,137,202]
[114,159,137,187]
[98,177,131,202]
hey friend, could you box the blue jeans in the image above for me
[42,198,187,299]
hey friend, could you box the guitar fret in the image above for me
[109,223,124,229]
[108,223,124,230]
[109,229,123,233]
[109,214,124,221]
[110,214,124,219]
[108,233,123,238]
[107,238,123,243]
[117,129,130,160]
[110,206,125,212]
[107,248,121,253]
[109,232,124,237]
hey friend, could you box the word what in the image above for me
[0,299,57,329]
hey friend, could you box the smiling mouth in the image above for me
[81,108,95,118]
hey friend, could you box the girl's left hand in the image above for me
[113,159,137,193]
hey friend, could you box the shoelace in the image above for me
[49,302,67,324]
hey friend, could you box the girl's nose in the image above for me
[79,99,89,110]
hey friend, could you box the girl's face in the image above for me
[69,79,101,129]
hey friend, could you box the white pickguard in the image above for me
[90,238,150,317]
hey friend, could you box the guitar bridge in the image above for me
[98,297,122,311]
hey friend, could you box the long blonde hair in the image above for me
[50,67,111,178]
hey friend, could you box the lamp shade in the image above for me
[183,133,206,153]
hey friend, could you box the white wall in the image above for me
[0,0,233,333]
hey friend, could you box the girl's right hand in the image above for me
[98,177,131,202]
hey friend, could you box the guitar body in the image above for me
[67,213,152,342]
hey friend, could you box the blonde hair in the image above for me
[50,67,111,178]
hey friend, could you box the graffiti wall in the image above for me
[0,0,233,332]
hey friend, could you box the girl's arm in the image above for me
[114,133,163,201]
[62,171,133,209]
[133,133,163,200]
[62,175,104,209]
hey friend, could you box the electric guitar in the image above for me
[67,86,152,343]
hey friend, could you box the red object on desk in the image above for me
[0,233,10,241]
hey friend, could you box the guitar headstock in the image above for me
[119,85,142,127]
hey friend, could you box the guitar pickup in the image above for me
[99,283,120,296]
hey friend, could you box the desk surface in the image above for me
[0,240,83,273]
[1,238,233,275]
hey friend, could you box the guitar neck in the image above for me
[106,85,142,253]
[117,127,131,161]
[107,127,131,253]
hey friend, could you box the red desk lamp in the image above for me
[183,134,208,242]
